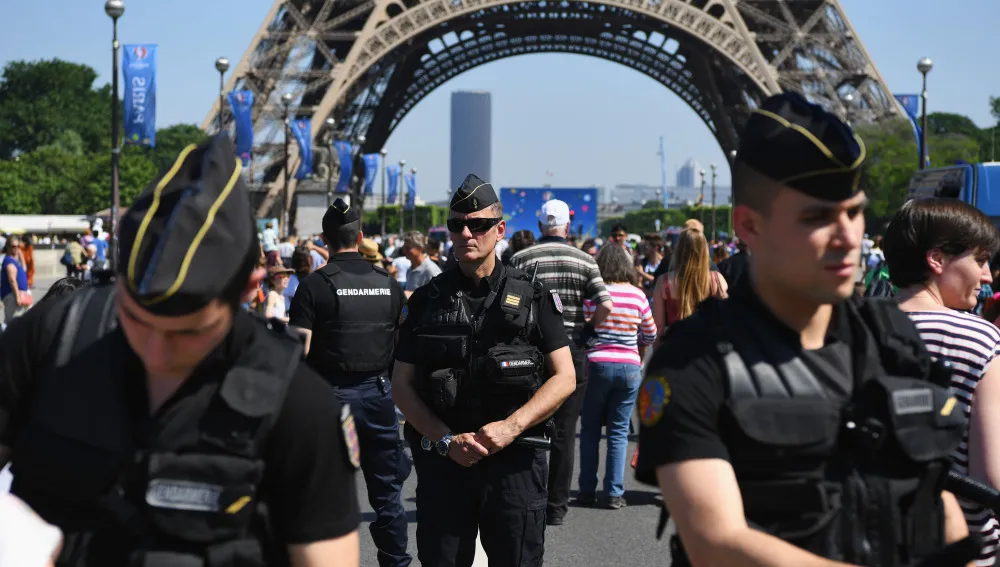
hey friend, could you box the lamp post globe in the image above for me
[215,57,230,74]
[380,148,387,157]
[917,57,933,76]
[357,135,366,148]
[729,150,737,161]
[281,92,293,107]
[399,159,406,168]
[411,168,417,175]
[105,0,124,19]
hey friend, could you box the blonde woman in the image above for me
[652,227,728,345]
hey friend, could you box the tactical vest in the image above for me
[10,285,302,567]
[666,296,965,567]
[410,265,544,433]
[310,262,398,377]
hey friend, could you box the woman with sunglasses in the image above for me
[391,174,576,566]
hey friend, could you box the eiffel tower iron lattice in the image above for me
[201,0,902,228]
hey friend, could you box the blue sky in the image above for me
[1,0,997,203]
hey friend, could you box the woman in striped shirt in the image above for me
[577,244,657,509]
[886,198,1000,566]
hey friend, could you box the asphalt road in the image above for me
[355,430,676,567]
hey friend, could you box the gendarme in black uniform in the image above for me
[0,136,360,566]
[288,198,411,567]
[394,175,571,566]
[635,93,969,567]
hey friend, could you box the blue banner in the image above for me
[289,119,313,179]
[334,141,353,193]
[122,44,157,147]
[363,154,380,197]
[404,172,416,211]
[228,91,254,166]
[386,164,400,205]
[895,94,926,166]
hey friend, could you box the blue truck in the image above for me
[907,163,1000,224]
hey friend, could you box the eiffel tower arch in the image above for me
[201,0,902,224]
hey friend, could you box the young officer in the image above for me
[391,174,576,566]
[0,136,361,567]
[635,92,974,567]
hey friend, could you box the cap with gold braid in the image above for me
[450,174,499,214]
[118,135,255,316]
[322,197,360,234]
[737,91,866,202]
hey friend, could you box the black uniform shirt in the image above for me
[634,282,855,485]
[395,260,570,363]
[288,251,405,378]
[0,293,361,546]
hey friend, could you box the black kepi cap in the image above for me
[323,198,360,234]
[450,174,499,214]
[118,134,255,316]
[737,91,866,201]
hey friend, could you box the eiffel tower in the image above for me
[201,0,901,232]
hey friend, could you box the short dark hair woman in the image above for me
[885,197,1000,565]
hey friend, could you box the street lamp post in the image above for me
[105,0,125,273]
[918,57,933,170]
[728,150,736,237]
[398,159,406,233]
[842,92,855,126]
[699,168,706,225]
[281,92,293,237]
[710,164,718,240]
[215,57,230,134]
[324,118,336,209]
[355,135,366,215]
[410,167,417,229]
[379,148,388,237]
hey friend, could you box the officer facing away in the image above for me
[392,174,576,566]
[289,197,411,567]
[0,136,362,567]
[635,92,974,567]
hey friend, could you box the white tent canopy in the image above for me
[0,215,91,235]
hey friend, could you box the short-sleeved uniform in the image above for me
[289,251,412,567]
[395,261,569,567]
[0,293,360,564]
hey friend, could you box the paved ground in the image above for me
[355,429,676,567]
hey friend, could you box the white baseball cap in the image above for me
[540,199,571,227]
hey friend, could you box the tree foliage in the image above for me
[0,59,210,215]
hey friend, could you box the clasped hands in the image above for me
[448,420,521,467]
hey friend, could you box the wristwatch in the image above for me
[435,433,455,456]
[420,436,433,452]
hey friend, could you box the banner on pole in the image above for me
[386,164,400,204]
[122,44,157,148]
[334,141,353,193]
[895,94,926,165]
[227,91,255,166]
[363,154,380,197]
[290,119,313,179]
[404,172,416,211]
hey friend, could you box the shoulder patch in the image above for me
[399,304,409,325]
[550,290,563,314]
[340,403,361,469]
[638,376,671,427]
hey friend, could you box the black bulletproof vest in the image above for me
[410,265,544,433]
[10,285,302,567]
[666,297,965,567]
[310,262,398,378]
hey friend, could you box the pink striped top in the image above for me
[582,283,658,366]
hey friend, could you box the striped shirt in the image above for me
[510,238,612,338]
[583,284,657,366]
[908,309,1000,566]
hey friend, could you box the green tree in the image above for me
[150,124,209,171]
[0,59,112,158]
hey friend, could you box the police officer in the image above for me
[0,136,362,566]
[391,174,576,566]
[635,92,974,567]
[288,198,411,567]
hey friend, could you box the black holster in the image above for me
[425,368,463,414]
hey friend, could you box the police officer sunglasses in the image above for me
[447,217,503,234]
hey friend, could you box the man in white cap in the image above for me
[510,199,614,525]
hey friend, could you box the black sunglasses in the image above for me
[447,217,503,234]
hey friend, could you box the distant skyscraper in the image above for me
[451,91,492,190]
[676,158,702,188]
